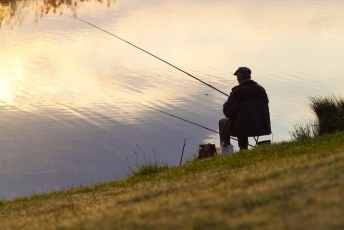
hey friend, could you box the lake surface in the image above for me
[1,0,344,199]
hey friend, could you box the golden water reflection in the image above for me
[1,0,344,126]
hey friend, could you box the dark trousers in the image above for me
[219,118,248,151]
[238,137,248,150]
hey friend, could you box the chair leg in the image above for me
[253,136,260,146]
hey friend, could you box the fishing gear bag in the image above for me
[198,144,217,160]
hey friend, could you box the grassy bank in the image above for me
[1,132,344,229]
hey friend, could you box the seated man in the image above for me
[219,67,271,150]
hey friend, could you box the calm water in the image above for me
[0,0,344,199]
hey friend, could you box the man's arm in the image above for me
[223,94,240,119]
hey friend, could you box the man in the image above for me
[219,67,271,150]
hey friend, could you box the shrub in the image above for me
[309,95,344,135]
[289,121,319,141]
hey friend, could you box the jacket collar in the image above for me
[232,79,257,90]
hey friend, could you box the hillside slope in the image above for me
[1,132,344,230]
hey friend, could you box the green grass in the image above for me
[129,160,169,177]
[1,132,344,229]
[124,145,169,177]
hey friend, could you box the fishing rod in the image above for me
[62,14,229,97]
[124,98,255,148]
[63,14,254,147]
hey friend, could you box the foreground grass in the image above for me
[1,132,344,229]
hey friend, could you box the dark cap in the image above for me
[233,67,251,76]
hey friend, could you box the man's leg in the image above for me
[238,137,248,150]
[219,118,231,146]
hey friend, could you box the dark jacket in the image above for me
[222,80,271,137]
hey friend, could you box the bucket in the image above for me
[221,145,234,154]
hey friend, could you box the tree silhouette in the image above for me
[0,0,113,28]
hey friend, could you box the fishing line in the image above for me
[62,13,229,97]
[124,98,255,147]
[62,14,255,147]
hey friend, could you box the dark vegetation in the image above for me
[290,95,344,140]
[0,0,112,28]
[309,95,344,135]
